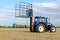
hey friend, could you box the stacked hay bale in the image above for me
[13,23,30,28]
[17,24,30,28]
[16,24,25,28]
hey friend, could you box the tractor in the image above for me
[30,16,56,33]
[15,2,56,33]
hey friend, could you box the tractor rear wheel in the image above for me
[36,24,45,33]
[50,26,56,32]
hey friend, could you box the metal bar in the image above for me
[15,4,17,17]
[19,2,31,5]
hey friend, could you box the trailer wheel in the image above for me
[36,24,45,33]
[50,26,56,32]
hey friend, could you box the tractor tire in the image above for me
[36,24,45,33]
[50,26,56,32]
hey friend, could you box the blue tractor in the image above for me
[30,16,56,33]
[15,2,56,33]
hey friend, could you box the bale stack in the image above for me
[13,23,30,28]
[17,24,30,28]
[16,24,25,28]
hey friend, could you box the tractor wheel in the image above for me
[36,24,45,33]
[50,26,56,32]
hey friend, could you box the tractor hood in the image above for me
[33,22,39,26]
[47,22,53,26]
[33,22,53,26]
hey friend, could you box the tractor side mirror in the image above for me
[46,17,50,21]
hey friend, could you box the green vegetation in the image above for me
[0,25,29,28]
[0,26,12,28]
[56,27,60,28]
[0,25,59,28]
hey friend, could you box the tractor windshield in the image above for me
[34,17,46,23]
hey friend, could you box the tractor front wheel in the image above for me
[50,26,56,32]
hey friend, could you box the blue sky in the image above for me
[0,0,60,26]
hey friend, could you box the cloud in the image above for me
[33,2,60,15]
[0,14,5,17]
[0,18,7,20]
[33,2,58,9]
[41,3,58,9]
[0,10,15,17]
[4,5,14,10]
[0,2,60,26]
[32,2,60,26]
[0,9,30,26]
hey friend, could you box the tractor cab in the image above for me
[34,16,46,23]
[33,16,47,26]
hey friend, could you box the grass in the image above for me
[0,26,28,28]
[0,26,11,28]
[0,25,59,28]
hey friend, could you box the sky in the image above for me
[0,0,60,26]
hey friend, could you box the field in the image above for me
[0,28,60,40]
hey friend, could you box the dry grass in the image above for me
[0,28,59,40]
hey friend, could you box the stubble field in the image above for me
[0,28,60,40]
